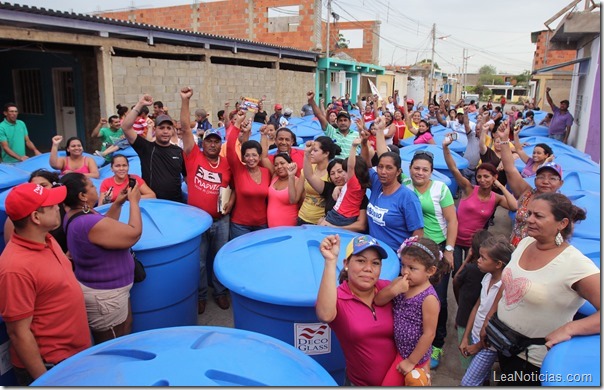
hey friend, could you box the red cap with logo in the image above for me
[5,183,67,221]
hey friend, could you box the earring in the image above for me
[344,267,348,272]
[82,203,91,214]
[555,231,563,246]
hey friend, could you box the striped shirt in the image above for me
[324,124,359,159]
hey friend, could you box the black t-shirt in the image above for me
[454,262,485,327]
[132,136,185,202]
[321,181,369,215]
[253,111,268,124]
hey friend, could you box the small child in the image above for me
[459,235,514,386]
[453,229,493,371]
[323,138,370,227]
[376,236,447,386]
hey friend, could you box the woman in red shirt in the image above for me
[226,112,271,239]
[99,154,156,205]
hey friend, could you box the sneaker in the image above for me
[94,150,103,157]
[430,346,443,369]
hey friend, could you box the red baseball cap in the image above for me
[5,183,67,221]
[274,104,283,110]
[406,99,415,105]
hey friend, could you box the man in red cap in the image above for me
[267,104,283,128]
[0,183,91,385]
[406,98,415,112]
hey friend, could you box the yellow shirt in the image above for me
[298,167,328,224]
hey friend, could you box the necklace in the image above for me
[208,156,220,169]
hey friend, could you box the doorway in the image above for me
[52,68,77,141]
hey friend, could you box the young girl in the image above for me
[413,120,436,145]
[376,236,447,386]
[459,235,514,386]
[453,229,493,371]
[323,138,370,227]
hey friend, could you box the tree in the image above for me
[478,65,497,75]
[416,59,440,70]
[336,34,349,49]
[514,70,531,85]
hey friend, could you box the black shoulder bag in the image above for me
[65,211,146,284]
[486,312,546,358]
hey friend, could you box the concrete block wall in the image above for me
[110,56,314,126]
[533,31,575,71]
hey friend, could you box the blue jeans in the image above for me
[229,221,268,240]
[199,215,230,300]
[548,133,565,142]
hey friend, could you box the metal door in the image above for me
[52,69,77,140]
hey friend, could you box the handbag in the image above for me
[486,312,546,357]
[130,250,146,283]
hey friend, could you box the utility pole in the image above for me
[326,0,331,59]
[428,23,435,103]
[462,48,467,94]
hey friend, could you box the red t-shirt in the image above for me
[268,148,304,177]
[100,174,146,202]
[333,174,363,218]
[183,146,232,219]
[0,234,91,368]
[391,120,407,145]
[363,112,376,122]
[226,124,270,226]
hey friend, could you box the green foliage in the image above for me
[416,59,440,70]
[478,74,504,85]
[514,70,531,85]
[336,33,349,49]
[478,65,497,75]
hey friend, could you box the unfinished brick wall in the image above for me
[319,20,380,64]
[533,30,575,71]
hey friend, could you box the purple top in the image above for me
[520,158,537,178]
[392,285,439,365]
[549,106,573,135]
[65,213,134,289]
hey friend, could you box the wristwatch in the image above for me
[445,245,454,252]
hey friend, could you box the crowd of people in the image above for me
[0,85,599,386]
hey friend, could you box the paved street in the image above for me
[197,206,513,386]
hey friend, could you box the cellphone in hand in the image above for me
[128,176,137,189]
[450,133,458,141]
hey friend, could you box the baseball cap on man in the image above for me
[345,235,388,259]
[5,183,67,221]
[203,129,222,141]
[536,162,563,178]
[274,104,283,111]
[336,110,351,120]
[406,98,415,105]
[155,114,174,126]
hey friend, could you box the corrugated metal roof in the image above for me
[0,2,319,61]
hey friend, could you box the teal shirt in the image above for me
[0,119,28,163]
[324,124,358,159]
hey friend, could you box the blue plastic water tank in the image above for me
[214,225,400,384]
[0,171,29,252]
[516,136,592,160]
[399,144,468,194]
[13,152,104,173]
[565,191,600,240]
[95,199,212,332]
[570,237,600,264]
[518,125,550,137]
[541,335,600,386]
[288,122,323,143]
[400,132,466,154]
[31,326,337,386]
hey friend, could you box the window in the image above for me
[268,6,301,33]
[338,29,363,49]
[13,69,43,115]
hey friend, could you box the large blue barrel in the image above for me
[541,335,600,386]
[31,326,337,386]
[518,125,549,137]
[289,122,323,144]
[0,165,30,252]
[95,199,212,332]
[214,225,400,384]
[0,317,18,385]
[400,132,466,154]
[516,136,592,160]
[399,144,468,194]
[565,192,600,240]
[13,152,104,173]
[514,152,599,174]
[570,238,600,264]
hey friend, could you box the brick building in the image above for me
[99,0,380,64]
[530,30,575,107]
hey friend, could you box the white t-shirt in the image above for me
[497,237,600,367]
[471,273,502,343]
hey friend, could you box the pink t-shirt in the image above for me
[456,186,497,246]
[267,176,299,227]
[327,279,397,386]
[413,132,434,144]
